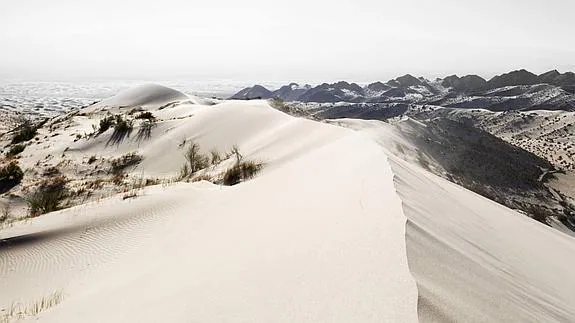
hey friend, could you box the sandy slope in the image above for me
[394,158,575,322]
[3,84,575,322]
[334,117,575,322]
[0,99,418,322]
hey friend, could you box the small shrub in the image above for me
[6,144,26,157]
[110,152,143,175]
[42,166,61,177]
[269,98,290,113]
[27,176,68,217]
[179,164,190,181]
[210,149,221,165]
[135,112,155,121]
[184,142,209,174]
[86,178,104,189]
[229,144,243,164]
[0,161,23,194]
[112,173,126,185]
[128,107,144,115]
[192,174,216,183]
[136,120,156,142]
[0,203,10,222]
[108,115,133,145]
[223,160,263,186]
[11,117,38,145]
[98,115,115,134]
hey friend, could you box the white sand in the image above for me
[0,95,418,322]
[2,85,575,322]
[334,117,575,322]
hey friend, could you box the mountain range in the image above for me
[231,69,575,111]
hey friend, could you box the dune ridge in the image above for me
[2,84,575,322]
[0,96,419,322]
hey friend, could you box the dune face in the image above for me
[2,84,575,322]
[394,158,575,322]
[0,91,418,322]
[86,84,190,112]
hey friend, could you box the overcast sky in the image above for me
[1,0,574,83]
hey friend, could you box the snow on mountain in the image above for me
[230,69,575,111]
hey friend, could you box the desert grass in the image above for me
[110,152,143,175]
[26,176,68,217]
[5,144,25,158]
[0,203,9,223]
[0,290,63,323]
[10,117,38,145]
[184,141,209,174]
[222,160,263,186]
[136,120,156,143]
[210,149,221,166]
[0,162,24,194]
[107,115,133,146]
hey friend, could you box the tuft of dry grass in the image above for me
[184,141,209,174]
[110,152,143,175]
[0,290,63,323]
[26,176,68,217]
[222,160,263,186]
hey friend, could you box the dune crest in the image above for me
[0,95,418,322]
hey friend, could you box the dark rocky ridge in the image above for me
[231,69,575,112]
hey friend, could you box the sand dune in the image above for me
[85,84,191,113]
[332,117,575,321]
[2,85,575,322]
[0,96,418,322]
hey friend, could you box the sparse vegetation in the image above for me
[27,176,68,217]
[228,144,243,164]
[10,117,38,145]
[210,149,221,165]
[98,115,115,134]
[108,115,133,145]
[6,144,26,157]
[136,119,156,142]
[0,290,63,322]
[184,141,209,174]
[269,98,290,113]
[223,160,263,186]
[110,152,143,175]
[135,111,155,121]
[0,203,10,222]
[0,161,24,193]
[222,144,263,185]
[87,155,97,164]
[42,166,61,177]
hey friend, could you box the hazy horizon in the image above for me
[2,0,574,83]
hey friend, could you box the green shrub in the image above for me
[27,176,68,217]
[0,162,24,193]
[6,144,26,157]
[223,160,263,186]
